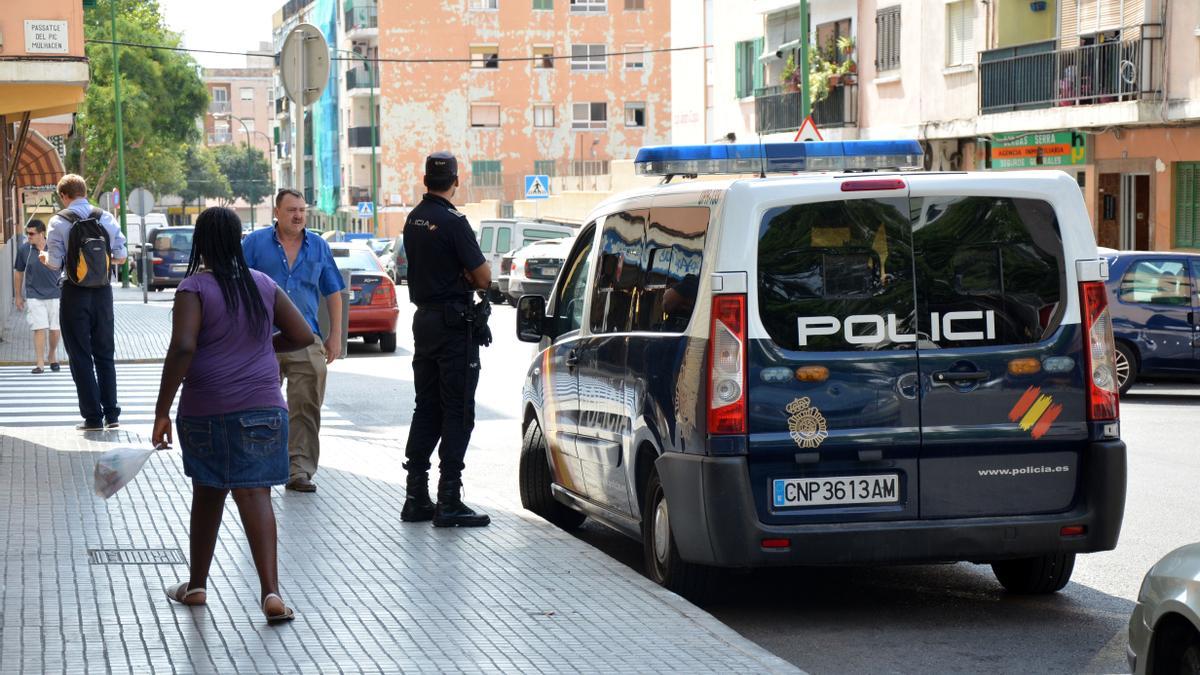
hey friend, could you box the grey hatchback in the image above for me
[1128,543,1200,674]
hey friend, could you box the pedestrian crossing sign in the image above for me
[357,201,374,217]
[524,175,550,200]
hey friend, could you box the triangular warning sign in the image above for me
[793,116,824,142]
[528,177,546,195]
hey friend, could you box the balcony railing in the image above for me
[980,30,1162,114]
[754,83,858,135]
[209,100,231,114]
[345,66,376,91]
[347,126,377,148]
[344,2,377,32]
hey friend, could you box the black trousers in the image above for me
[403,306,480,484]
[59,284,120,425]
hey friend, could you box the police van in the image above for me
[514,140,1127,599]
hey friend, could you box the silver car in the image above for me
[1128,543,1200,674]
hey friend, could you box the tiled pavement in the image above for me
[0,286,173,366]
[0,425,800,674]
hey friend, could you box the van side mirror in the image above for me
[516,295,547,342]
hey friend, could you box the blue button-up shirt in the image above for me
[46,198,128,270]
[242,225,345,336]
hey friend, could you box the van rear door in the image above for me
[750,189,921,525]
[908,177,1088,519]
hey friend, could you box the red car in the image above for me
[329,242,399,353]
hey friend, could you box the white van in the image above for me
[477,219,575,301]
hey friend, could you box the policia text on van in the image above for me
[515,140,1125,599]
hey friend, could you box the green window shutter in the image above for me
[754,38,765,92]
[1177,163,1200,248]
[734,43,746,98]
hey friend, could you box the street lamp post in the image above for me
[219,113,275,230]
[334,48,378,236]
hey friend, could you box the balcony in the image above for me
[345,66,377,92]
[208,132,233,144]
[754,83,858,135]
[344,1,377,35]
[209,100,231,114]
[347,126,377,148]
[347,186,372,205]
[980,31,1162,114]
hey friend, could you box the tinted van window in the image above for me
[634,206,709,332]
[913,197,1064,347]
[757,198,915,351]
[553,225,597,333]
[496,226,512,254]
[590,210,648,334]
[479,226,494,253]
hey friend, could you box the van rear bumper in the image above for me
[655,440,1127,567]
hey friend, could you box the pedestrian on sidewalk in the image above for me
[242,188,344,493]
[400,151,493,528]
[13,219,63,374]
[151,206,314,623]
[40,174,127,431]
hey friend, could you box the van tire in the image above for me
[642,467,717,602]
[1115,342,1138,395]
[379,332,398,353]
[991,553,1075,594]
[519,422,586,531]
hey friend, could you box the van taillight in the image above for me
[1080,281,1118,421]
[708,294,747,435]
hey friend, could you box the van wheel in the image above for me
[378,332,397,353]
[519,422,585,530]
[1115,342,1138,395]
[991,553,1075,594]
[642,467,717,601]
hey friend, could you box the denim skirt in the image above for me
[177,407,289,489]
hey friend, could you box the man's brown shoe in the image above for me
[285,477,317,492]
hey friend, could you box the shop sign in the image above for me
[989,131,1086,169]
[25,20,68,54]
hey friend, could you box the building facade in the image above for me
[203,45,275,226]
[672,0,1200,252]
[377,0,672,216]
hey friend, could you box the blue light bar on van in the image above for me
[633,140,924,176]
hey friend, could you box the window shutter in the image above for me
[752,37,765,92]
[1099,0,1121,30]
[875,6,901,71]
[946,1,973,66]
[734,43,746,98]
[1078,0,1099,33]
[1060,0,1079,48]
[1177,163,1200,249]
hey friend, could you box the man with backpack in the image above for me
[40,174,128,431]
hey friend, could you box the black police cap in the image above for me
[425,152,458,178]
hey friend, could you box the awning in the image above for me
[15,129,65,189]
[759,39,800,62]
[0,58,90,120]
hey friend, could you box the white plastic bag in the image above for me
[93,446,162,499]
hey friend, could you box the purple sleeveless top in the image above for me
[177,269,286,417]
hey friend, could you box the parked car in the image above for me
[1127,543,1200,674]
[1100,249,1200,394]
[497,252,516,301]
[477,219,575,302]
[506,237,574,305]
[329,242,400,353]
[141,226,195,291]
[388,236,408,283]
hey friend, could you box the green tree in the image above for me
[179,145,231,208]
[213,143,273,212]
[67,0,208,200]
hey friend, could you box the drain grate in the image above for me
[88,548,188,565]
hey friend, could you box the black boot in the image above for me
[401,471,436,522]
[433,479,490,528]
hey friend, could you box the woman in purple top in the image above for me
[152,207,313,623]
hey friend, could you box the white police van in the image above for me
[515,140,1126,599]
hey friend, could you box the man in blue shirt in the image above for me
[42,174,128,431]
[14,219,63,374]
[242,188,345,492]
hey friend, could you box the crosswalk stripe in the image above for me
[0,364,351,429]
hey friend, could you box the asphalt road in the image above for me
[325,300,1199,674]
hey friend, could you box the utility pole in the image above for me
[800,0,811,121]
[110,1,130,287]
[336,49,378,236]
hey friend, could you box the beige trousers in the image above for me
[278,338,328,480]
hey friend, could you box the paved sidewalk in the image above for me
[0,425,800,674]
[0,286,173,366]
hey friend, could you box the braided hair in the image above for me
[187,207,269,337]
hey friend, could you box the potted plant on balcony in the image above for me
[781,53,802,93]
[837,35,857,84]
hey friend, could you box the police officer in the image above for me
[400,152,493,527]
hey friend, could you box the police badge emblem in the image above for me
[786,397,828,449]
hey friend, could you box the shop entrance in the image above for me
[1097,173,1151,249]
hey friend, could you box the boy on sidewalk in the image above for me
[13,219,62,374]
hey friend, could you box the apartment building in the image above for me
[203,44,275,226]
[377,0,671,214]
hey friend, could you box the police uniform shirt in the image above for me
[403,194,486,305]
